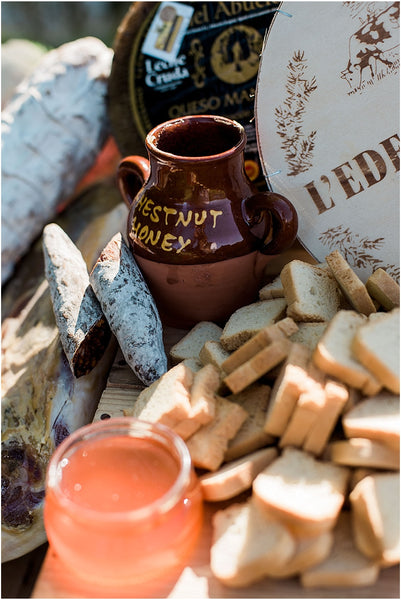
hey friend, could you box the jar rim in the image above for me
[46,417,193,523]
[146,114,246,163]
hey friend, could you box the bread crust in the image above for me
[325,250,377,316]
[329,438,400,470]
[350,473,400,567]
[352,309,400,394]
[264,343,311,437]
[313,310,382,395]
[200,447,278,501]
[223,338,292,394]
[366,268,400,311]
[281,260,341,322]
[222,317,297,375]
[300,511,379,588]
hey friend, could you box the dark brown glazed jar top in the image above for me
[118,115,298,266]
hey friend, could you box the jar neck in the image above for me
[145,115,246,166]
[46,418,192,522]
[146,147,249,194]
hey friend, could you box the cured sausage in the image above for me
[90,232,168,386]
[43,223,111,377]
[1,37,113,284]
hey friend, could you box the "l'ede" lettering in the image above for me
[304,133,400,214]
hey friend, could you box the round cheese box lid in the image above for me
[108,1,280,191]
[255,1,400,280]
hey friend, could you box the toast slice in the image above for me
[210,499,295,587]
[365,268,400,311]
[350,472,400,567]
[279,384,327,449]
[352,308,400,394]
[189,364,220,423]
[200,447,278,502]
[325,250,376,316]
[329,438,400,471]
[221,317,298,375]
[313,310,382,395]
[170,321,223,363]
[301,511,379,588]
[303,379,349,456]
[253,447,350,537]
[271,530,334,579]
[223,338,292,394]
[185,395,248,471]
[198,340,230,371]
[131,363,194,433]
[280,259,341,322]
[258,274,284,299]
[220,298,287,351]
[342,393,400,451]
[264,343,311,437]
[224,384,275,461]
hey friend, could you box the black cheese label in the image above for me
[125,1,279,191]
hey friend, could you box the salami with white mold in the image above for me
[90,232,167,385]
[1,36,113,284]
[43,223,111,377]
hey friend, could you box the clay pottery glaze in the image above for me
[117,115,298,326]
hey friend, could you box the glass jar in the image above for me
[44,417,203,589]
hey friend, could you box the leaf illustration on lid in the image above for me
[318,224,399,280]
[275,50,317,177]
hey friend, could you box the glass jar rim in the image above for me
[46,417,193,523]
[146,114,246,163]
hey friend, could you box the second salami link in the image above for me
[90,232,168,386]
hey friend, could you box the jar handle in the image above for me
[243,192,298,255]
[117,155,150,208]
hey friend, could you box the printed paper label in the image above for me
[141,2,194,63]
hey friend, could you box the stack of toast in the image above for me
[128,249,400,589]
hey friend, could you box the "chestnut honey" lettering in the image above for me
[130,196,224,254]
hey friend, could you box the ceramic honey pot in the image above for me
[117,115,298,326]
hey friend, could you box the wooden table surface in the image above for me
[32,336,400,599]
[32,530,399,599]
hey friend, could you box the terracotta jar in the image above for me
[117,115,298,326]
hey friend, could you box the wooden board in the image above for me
[32,325,400,599]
